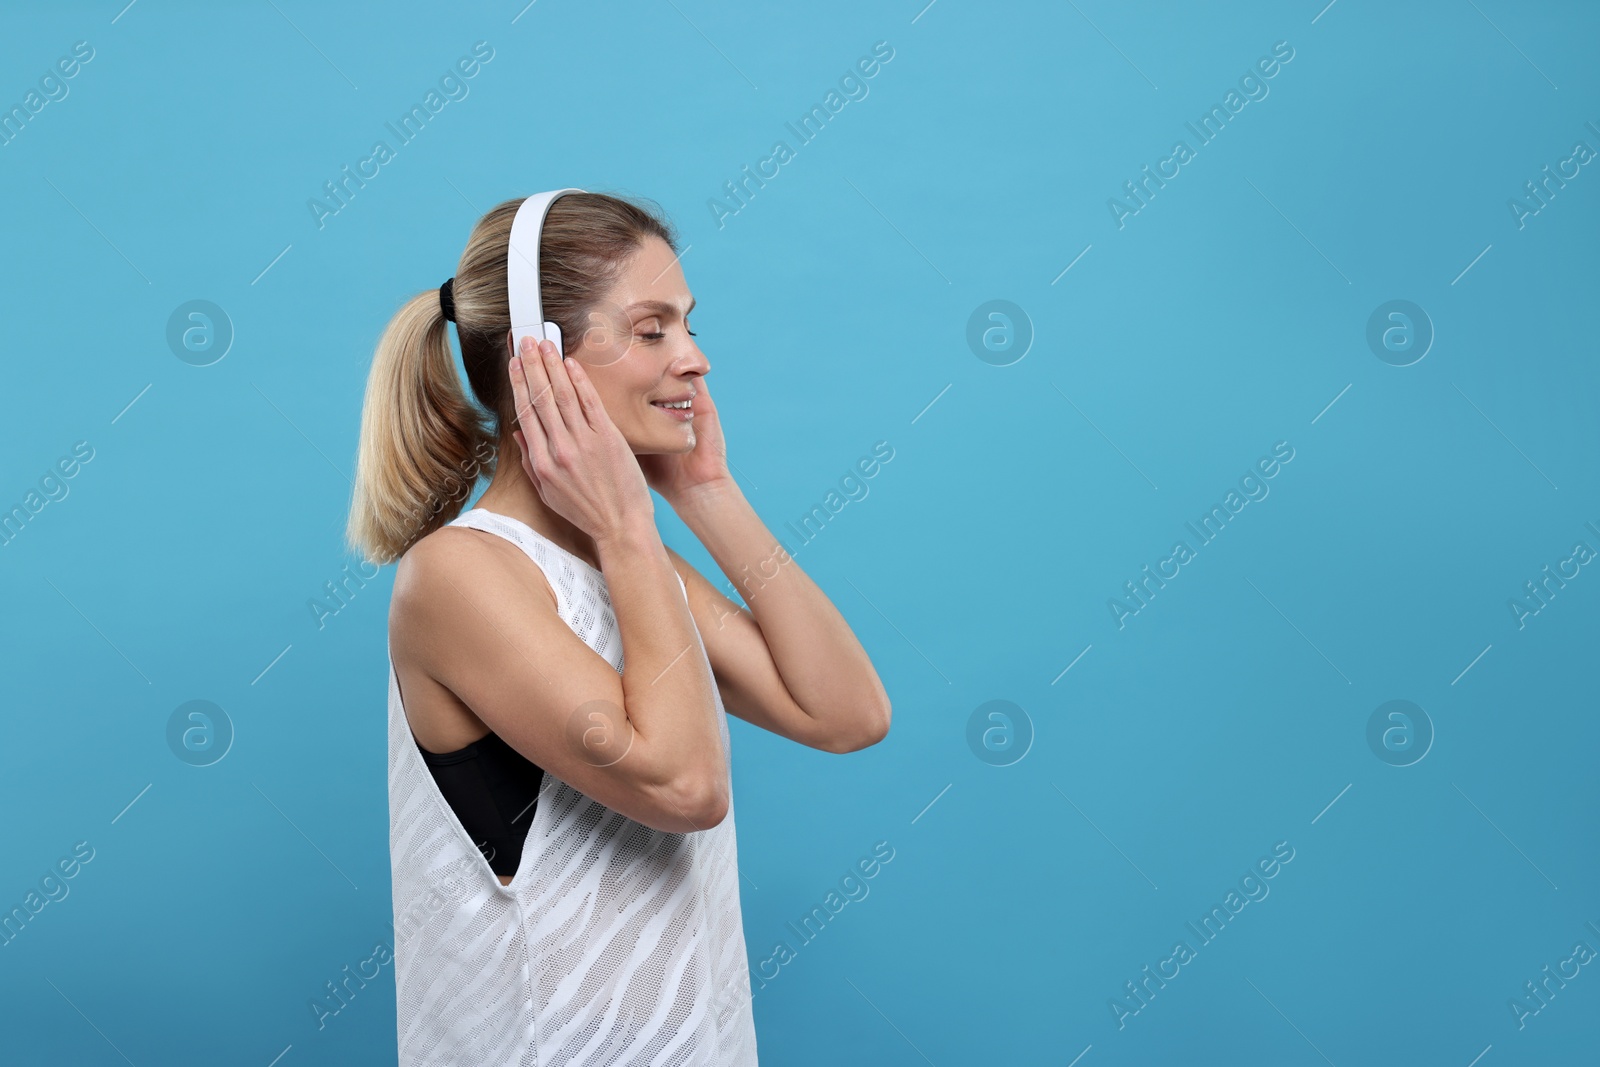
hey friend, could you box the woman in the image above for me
[346,190,892,1065]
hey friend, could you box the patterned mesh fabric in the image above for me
[386,508,759,1065]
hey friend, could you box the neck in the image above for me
[470,438,603,570]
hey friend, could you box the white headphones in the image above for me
[507,188,584,361]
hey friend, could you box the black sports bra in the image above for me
[418,730,545,878]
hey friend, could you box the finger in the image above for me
[513,335,567,444]
[563,356,607,433]
[507,336,541,435]
[508,340,559,474]
[523,338,585,466]
[540,339,585,436]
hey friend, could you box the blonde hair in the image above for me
[346,192,678,564]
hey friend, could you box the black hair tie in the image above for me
[438,277,456,322]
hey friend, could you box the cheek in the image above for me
[574,366,640,419]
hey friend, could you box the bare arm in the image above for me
[664,481,892,754]
[392,524,728,834]
[593,517,729,821]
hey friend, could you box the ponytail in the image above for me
[346,291,496,564]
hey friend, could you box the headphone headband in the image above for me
[507,187,585,360]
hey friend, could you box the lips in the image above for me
[651,397,694,421]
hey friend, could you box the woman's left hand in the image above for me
[637,375,735,507]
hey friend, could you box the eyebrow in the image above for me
[626,297,695,318]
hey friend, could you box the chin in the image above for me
[634,429,696,455]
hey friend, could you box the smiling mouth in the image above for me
[651,398,694,420]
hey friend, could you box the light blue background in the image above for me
[2,1,1597,1064]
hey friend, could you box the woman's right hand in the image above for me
[508,335,653,543]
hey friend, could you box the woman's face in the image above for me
[563,236,708,455]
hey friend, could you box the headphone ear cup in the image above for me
[544,320,565,361]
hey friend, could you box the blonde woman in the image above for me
[347,190,892,1064]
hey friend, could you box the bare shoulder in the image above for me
[389,523,558,751]
[393,524,558,642]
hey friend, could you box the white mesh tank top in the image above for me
[385,506,759,1065]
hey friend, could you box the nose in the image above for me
[672,337,710,379]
